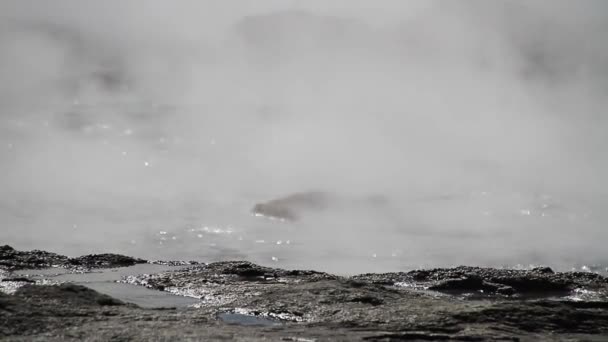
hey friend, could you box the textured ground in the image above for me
[1,244,608,341]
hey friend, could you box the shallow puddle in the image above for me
[79,281,200,308]
[218,312,281,326]
[14,264,201,308]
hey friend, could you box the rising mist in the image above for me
[1,0,607,273]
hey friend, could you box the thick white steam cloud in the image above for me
[1,0,607,273]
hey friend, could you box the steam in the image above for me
[1,1,607,272]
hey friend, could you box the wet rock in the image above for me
[362,332,518,341]
[219,261,272,278]
[426,276,516,296]
[192,260,334,282]
[531,266,554,274]
[122,260,337,307]
[1,277,34,283]
[0,245,147,271]
[454,300,608,334]
[428,275,485,291]
[16,284,125,307]
[0,284,127,337]
[0,246,14,253]
[355,266,607,296]
[68,253,147,269]
[0,245,69,270]
[121,259,608,336]
[495,286,516,296]
[347,295,384,306]
[148,260,201,266]
[1,246,608,341]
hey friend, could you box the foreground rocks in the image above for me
[354,266,608,297]
[1,245,608,341]
[0,245,146,271]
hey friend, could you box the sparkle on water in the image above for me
[1,106,607,275]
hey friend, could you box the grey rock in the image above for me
[1,246,607,341]
[0,245,146,271]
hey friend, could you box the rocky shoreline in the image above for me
[1,244,608,341]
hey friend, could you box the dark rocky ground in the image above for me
[1,244,608,341]
[0,244,146,271]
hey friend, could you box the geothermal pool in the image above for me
[1,2,607,275]
[1,107,606,275]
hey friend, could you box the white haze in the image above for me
[0,0,607,273]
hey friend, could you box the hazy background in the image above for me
[1,0,607,273]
